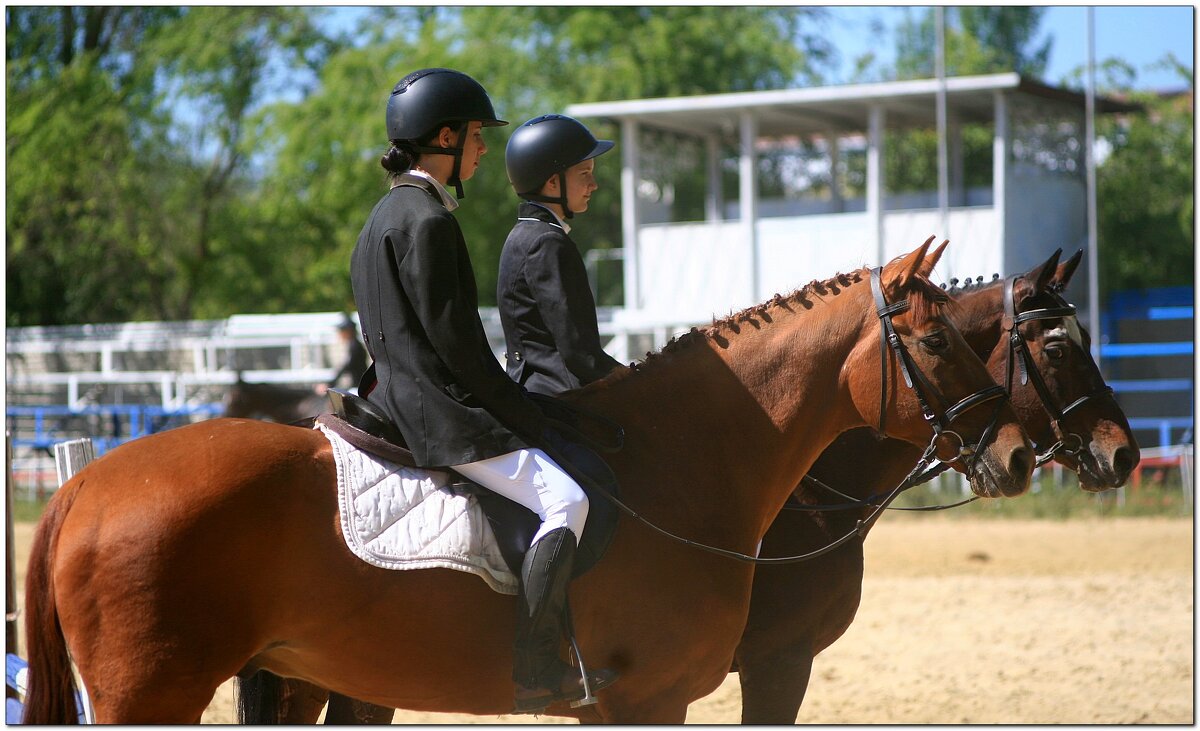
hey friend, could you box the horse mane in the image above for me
[579,266,954,396]
[943,273,1001,296]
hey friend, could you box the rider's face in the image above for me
[456,121,487,182]
[561,158,598,214]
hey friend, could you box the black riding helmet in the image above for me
[386,68,507,198]
[505,114,613,219]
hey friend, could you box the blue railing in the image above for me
[1126,418,1194,451]
[1101,341,1193,358]
[6,404,223,454]
[1098,312,1193,448]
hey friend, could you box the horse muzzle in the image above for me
[967,423,1034,498]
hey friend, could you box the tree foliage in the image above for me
[6,6,329,325]
[1096,67,1194,293]
[7,6,829,324]
[893,6,1050,80]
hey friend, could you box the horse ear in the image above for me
[1027,248,1062,295]
[1055,248,1084,289]
[886,235,937,292]
[922,239,949,278]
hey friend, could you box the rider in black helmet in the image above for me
[350,72,617,714]
[497,114,624,396]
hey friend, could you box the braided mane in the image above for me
[581,266,954,394]
[943,273,1001,295]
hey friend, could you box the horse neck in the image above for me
[577,275,873,549]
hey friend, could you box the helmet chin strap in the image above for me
[521,172,573,219]
[412,123,468,198]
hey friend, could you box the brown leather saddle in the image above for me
[319,389,620,579]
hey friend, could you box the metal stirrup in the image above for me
[562,596,598,707]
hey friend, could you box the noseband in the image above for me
[1002,275,1115,467]
[871,267,1008,472]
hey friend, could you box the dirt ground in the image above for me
[10,516,1193,724]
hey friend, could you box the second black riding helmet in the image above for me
[386,68,507,197]
[505,115,613,217]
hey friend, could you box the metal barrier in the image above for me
[1100,339,1193,449]
[6,404,223,454]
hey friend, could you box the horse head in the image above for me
[986,249,1140,491]
[845,237,1034,498]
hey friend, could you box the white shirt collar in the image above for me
[400,168,459,212]
[525,202,570,234]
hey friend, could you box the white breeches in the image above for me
[452,447,588,544]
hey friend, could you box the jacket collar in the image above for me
[517,201,570,234]
[393,170,459,212]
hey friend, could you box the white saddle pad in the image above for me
[316,422,518,595]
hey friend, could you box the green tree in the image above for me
[884,8,1051,197]
[7,7,836,323]
[6,7,331,325]
[1096,57,1193,294]
[6,7,181,326]
[894,6,1050,80]
[253,6,830,309]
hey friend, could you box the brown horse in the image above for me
[22,241,1034,724]
[733,249,1141,724]
[246,249,1144,726]
[222,376,329,424]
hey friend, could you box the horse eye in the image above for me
[1044,343,1067,361]
[921,333,948,350]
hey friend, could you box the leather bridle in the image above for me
[1001,275,1115,468]
[871,266,1009,473]
[793,271,1117,515]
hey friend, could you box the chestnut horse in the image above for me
[22,242,1034,724]
[245,249,1143,726]
[733,249,1140,723]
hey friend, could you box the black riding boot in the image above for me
[512,527,617,713]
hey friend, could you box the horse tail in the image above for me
[235,670,288,724]
[22,480,84,724]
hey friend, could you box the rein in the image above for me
[583,268,1008,565]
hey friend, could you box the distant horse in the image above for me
[222,377,330,424]
[23,242,1034,723]
[248,249,1144,725]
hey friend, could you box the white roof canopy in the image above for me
[567,73,1139,138]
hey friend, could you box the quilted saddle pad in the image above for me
[316,422,518,595]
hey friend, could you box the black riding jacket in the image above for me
[497,202,623,395]
[349,175,546,467]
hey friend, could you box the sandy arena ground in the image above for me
[10,516,1193,724]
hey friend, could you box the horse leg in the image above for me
[237,671,331,723]
[735,642,814,725]
[325,692,396,725]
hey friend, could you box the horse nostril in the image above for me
[1008,445,1034,481]
[1112,446,1138,482]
